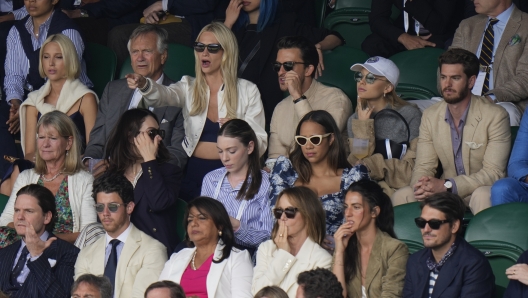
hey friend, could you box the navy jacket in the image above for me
[403,237,495,298]
[504,250,528,298]
[0,234,80,298]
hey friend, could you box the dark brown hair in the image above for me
[144,280,185,298]
[438,48,479,79]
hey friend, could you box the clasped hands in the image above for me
[413,176,447,200]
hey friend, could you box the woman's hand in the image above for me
[274,220,290,252]
[134,131,161,162]
[356,98,372,121]
[506,264,528,285]
[224,0,243,29]
[334,221,355,254]
[314,44,324,79]
[126,73,147,90]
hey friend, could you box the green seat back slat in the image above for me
[394,202,424,253]
[86,43,117,98]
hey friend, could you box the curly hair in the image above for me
[297,268,343,298]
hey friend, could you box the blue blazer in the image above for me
[403,237,495,298]
[504,250,528,298]
[0,234,80,298]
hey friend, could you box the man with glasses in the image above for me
[266,36,352,170]
[403,192,494,298]
[74,173,167,298]
[392,48,510,214]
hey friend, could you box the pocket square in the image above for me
[509,34,521,46]
[465,142,483,149]
[161,119,169,123]
[48,258,56,268]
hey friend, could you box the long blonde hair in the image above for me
[190,22,239,119]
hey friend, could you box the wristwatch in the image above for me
[293,95,307,104]
[444,180,453,193]
[79,9,89,17]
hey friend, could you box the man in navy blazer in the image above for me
[0,184,79,298]
[403,192,495,298]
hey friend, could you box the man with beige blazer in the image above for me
[392,49,510,214]
[74,173,167,298]
[450,0,528,126]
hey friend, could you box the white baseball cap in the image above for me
[350,56,400,87]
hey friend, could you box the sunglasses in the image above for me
[295,133,332,146]
[272,61,308,72]
[193,42,223,54]
[414,217,450,230]
[147,129,165,140]
[354,72,389,84]
[94,203,127,213]
[273,207,299,219]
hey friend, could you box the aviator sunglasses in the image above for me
[193,42,223,54]
[272,61,309,72]
[273,207,299,219]
[354,72,389,84]
[94,203,127,213]
[414,217,450,230]
[294,133,332,146]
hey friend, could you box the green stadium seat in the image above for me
[393,202,424,254]
[119,43,195,81]
[465,203,528,251]
[0,193,8,214]
[317,46,369,108]
[86,42,117,98]
[335,0,372,10]
[323,7,371,50]
[176,198,188,240]
[396,83,437,100]
[469,240,524,298]
[315,0,328,28]
[389,48,445,97]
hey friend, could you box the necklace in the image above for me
[41,171,62,182]
[191,251,198,270]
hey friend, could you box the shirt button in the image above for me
[152,228,157,232]
[149,209,153,213]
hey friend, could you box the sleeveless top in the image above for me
[198,118,220,142]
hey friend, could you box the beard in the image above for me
[442,82,470,104]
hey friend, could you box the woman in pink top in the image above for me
[158,197,253,298]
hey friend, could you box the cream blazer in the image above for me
[252,237,333,297]
[74,224,167,298]
[159,241,253,298]
[0,169,96,232]
[140,76,267,157]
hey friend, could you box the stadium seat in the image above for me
[469,240,524,298]
[393,202,424,254]
[396,83,437,100]
[335,0,372,10]
[323,7,371,50]
[465,203,528,251]
[86,42,117,98]
[119,43,195,81]
[0,193,8,214]
[390,48,445,97]
[318,46,369,108]
[315,0,328,28]
[176,198,188,240]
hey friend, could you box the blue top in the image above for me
[508,108,528,181]
[198,118,219,143]
[268,156,369,235]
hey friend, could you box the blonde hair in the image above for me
[39,34,81,80]
[190,22,239,119]
[34,111,83,175]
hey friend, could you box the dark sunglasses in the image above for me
[193,42,223,54]
[147,129,165,140]
[294,133,332,146]
[414,217,450,230]
[94,203,127,213]
[273,207,299,219]
[272,61,308,72]
[354,72,389,84]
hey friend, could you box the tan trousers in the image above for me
[391,186,492,214]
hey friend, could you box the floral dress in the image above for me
[0,175,74,248]
[269,156,369,235]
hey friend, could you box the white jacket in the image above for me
[140,76,267,157]
[159,241,253,298]
[0,169,97,233]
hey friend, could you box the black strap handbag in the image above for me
[373,109,410,160]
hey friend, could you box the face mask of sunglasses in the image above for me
[193,42,222,54]
[147,129,165,140]
[294,133,332,146]
[94,203,127,213]
[273,207,299,219]
[272,61,307,72]
[414,217,450,230]
[354,72,389,84]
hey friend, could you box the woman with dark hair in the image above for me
[201,119,273,254]
[252,187,332,296]
[332,180,408,298]
[269,110,369,246]
[104,108,181,254]
[159,196,253,298]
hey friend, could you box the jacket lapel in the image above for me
[364,231,383,293]
[114,225,141,297]
[206,241,229,297]
[93,238,106,274]
[415,252,431,298]
[431,254,461,298]
[0,241,21,285]
[493,7,522,77]
[470,17,489,53]
[462,97,482,172]
[439,104,456,172]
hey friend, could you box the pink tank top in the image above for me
[180,253,215,298]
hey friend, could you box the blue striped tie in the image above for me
[479,18,499,95]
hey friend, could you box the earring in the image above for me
[218,231,222,237]
[65,150,69,156]
[383,93,386,98]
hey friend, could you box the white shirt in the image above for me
[104,223,132,266]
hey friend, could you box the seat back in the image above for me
[315,0,328,27]
[323,8,371,50]
[394,202,424,253]
[0,194,8,214]
[396,83,437,100]
[175,198,188,240]
[318,46,369,108]
[465,203,528,251]
[335,0,372,10]
[119,43,195,81]
[469,240,524,298]
[85,42,117,98]
[390,48,445,97]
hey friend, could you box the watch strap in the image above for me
[293,95,307,104]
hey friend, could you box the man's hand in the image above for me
[143,1,163,17]
[414,176,446,200]
[7,99,21,134]
[284,71,303,100]
[61,9,82,19]
[0,13,14,23]
[25,222,57,258]
[398,33,436,50]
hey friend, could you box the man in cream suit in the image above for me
[74,173,167,298]
[450,0,528,126]
[392,48,510,214]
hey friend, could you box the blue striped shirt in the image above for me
[4,11,93,103]
[201,167,273,248]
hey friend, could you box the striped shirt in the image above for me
[4,11,93,103]
[201,167,273,248]
[428,270,439,298]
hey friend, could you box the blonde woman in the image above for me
[126,22,266,201]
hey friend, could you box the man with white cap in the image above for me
[266,36,352,170]
[347,56,422,197]
[392,48,510,215]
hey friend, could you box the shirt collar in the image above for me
[21,230,49,249]
[445,100,471,124]
[493,3,514,25]
[426,237,460,272]
[105,222,132,247]
[220,168,253,191]
[25,10,55,36]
